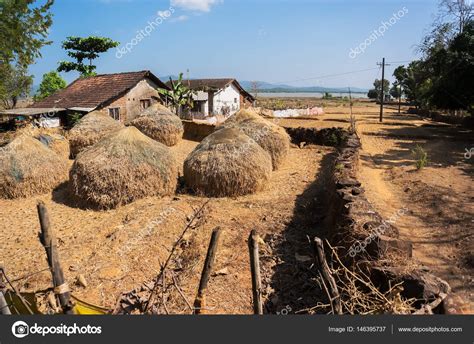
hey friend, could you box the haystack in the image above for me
[220,109,290,170]
[130,104,183,146]
[184,127,272,197]
[37,134,70,160]
[70,126,177,209]
[68,111,124,158]
[0,135,68,198]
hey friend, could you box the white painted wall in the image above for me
[213,84,241,116]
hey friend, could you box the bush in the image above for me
[412,145,428,170]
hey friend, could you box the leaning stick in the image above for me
[37,201,73,314]
[248,229,263,315]
[194,227,221,314]
[144,199,210,312]
[0,291,11,315]
[313,237,342,314]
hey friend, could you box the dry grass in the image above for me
[70,127,178,210]
[220,109,290,170]
[68,111,124,158]
[184,127,272,197]
[130,104,183,147]
[0,135,68,199]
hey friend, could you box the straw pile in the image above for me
[68,111,124,157]
[220,109,290,170]
[130,104,183,146]
[37,134,70,160]
[184,127,272,197]
[70,127,177,209]
[0,135,68,198]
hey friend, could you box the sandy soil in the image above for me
[0,137,332,314]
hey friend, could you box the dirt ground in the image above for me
[272,98,473,313]
[1,99,472,314]
[0,135,333,314]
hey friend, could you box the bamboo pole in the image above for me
[37,201,73,314]
[248,229,263,314]
[313,237,342,314]
[194,227,221,314]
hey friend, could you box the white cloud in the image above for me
[171,0,222,12]
[170,15,189,22]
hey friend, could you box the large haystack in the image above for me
[0,135,68,198]
[68,111,124,158]
[70,126,177,209]
[37,134,70,160]
[184,128,272,197]
[220,109,290,170]
[130,104,183,146]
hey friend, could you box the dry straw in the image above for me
[70,126,178,210]
[219,109,290,170]
[68,111,124,158]
[130,103,184,147]
[0,135,68,198]
[184,127,272,197]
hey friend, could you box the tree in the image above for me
[438,0,473,34]
[367,89,378,100]
[0,0,54,68]
[0,0,54,109]
[158,73,194,116]
[390,83,402,99]
[35,71,67,100]
[371,79,390,100]
[0,64,33,109]
[58,36,119,77]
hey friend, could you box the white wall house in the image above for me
[166,78,255,118]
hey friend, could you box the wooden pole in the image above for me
[248,229,263,315]
[194,227,221,314]
[313,237,342,315]
[379,57,385,122]
[37,201,73,314]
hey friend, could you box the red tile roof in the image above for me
[31,71,168,109]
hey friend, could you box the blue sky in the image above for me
[30,0,439,89]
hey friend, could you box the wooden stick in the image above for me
[248,229,263,315]
[37,201,73,314]
[0,267,34,314]
[194,227,221,314]
[313,237,342,314]
[0,291,11,315]
[145,199,210,312]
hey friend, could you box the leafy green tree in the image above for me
[0,0,54,109]
[367,89,378,99]
[0,0,54,68]
[158,73,194,116]
[35,71,67,100]
[0,64,33,109]
[371,79,390,100]
[390,82,402,99]
[58,36,119,77]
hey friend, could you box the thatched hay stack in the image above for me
[70,126,177,209]
[69,111,124,157]
[130,104,183,146]
[220,109,290,170]
[37,134,70,160]
[0,135,68,198]
[184,128,272,197]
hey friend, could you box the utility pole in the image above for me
[376,58,390,122]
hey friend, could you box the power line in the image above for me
[275,67,380,85]
[386,60,412,64]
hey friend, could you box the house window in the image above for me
[109,107,121,121]
[140,99,151,109]
[234,98,238,103]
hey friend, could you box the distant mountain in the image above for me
[240,81,368,94]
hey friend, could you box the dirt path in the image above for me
[356,112,473,314]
